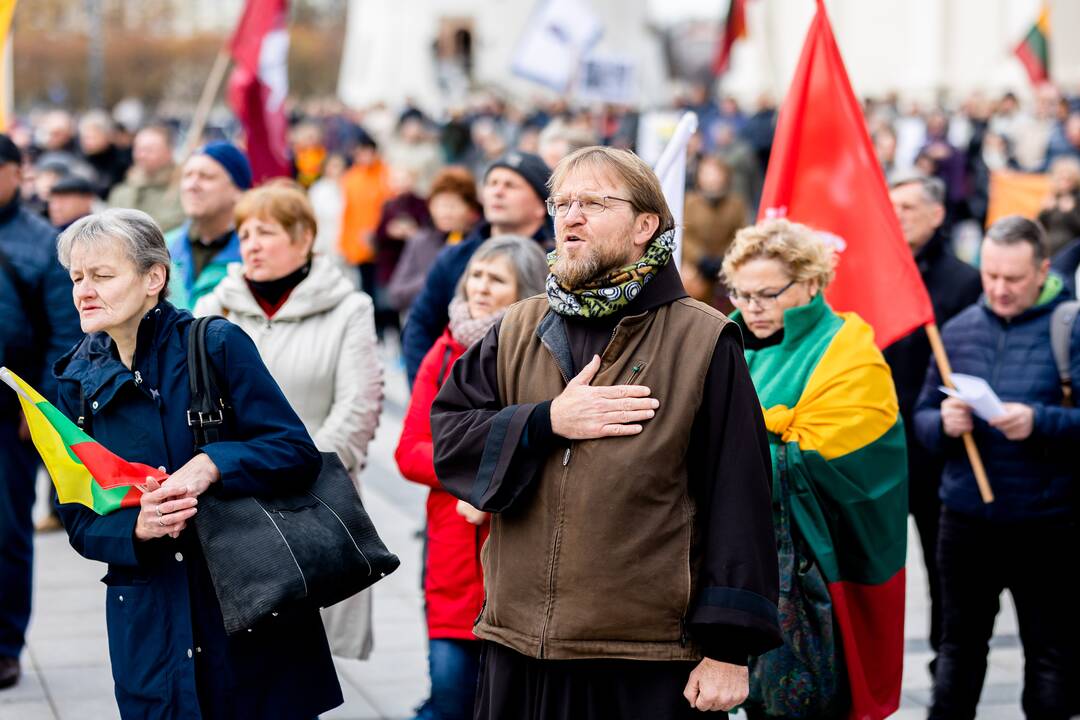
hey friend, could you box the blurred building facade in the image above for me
[336,0,1079,113]
[336,0,668,114]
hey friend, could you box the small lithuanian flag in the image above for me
[0,367,167,515]
[1014,4,1049,86]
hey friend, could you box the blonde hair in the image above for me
[548,146,674,241]
[722,218,836,289]
[235,180,317,246]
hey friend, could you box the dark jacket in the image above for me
[0,193,82,413]
[1037,191,1080,258]
[53,302,342,720]
[913,282,1080,522]
[1052,237,1080,298]
[401,220,552,384]
[882,231,982,484]
[387,227,452,313]
[431,262,781,663]
[372,191,431,287]
[82,144,132,198]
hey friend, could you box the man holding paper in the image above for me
[914,215,1080,720]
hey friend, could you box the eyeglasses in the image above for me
[546,193,634,218]
[728,280,797,309]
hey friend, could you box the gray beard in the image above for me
[551,252,603,289]
[551,231,638,289]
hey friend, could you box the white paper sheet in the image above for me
[939,373,1006,421]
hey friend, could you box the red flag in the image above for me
[711,0,747,76]
[228,0,291,183]
[758,0,933,350]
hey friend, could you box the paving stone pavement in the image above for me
[0,357,1025,719]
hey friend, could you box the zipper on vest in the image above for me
[562,447,571,466]
[133,370,143,385]
[539,453,573,657]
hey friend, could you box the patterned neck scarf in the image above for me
[447,296,507,347]
[546,229,676,318]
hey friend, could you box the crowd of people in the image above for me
[0,80,1076,720]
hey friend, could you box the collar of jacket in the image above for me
[55,301,184,409]
[210,255,356,321]
[129,164,177,189]
[535,260,689,381]
[170,223,240,281]
[915,228,949,273]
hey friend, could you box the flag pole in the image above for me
[925,322,994,503]
[180,47,232,165]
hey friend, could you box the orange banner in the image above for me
[986,170,1051,228]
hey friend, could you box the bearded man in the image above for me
[430,146,781,719]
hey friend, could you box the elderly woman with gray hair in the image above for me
[395,235,548,720]
[50,208,343,719]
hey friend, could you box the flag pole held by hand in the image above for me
[925,323,993,503]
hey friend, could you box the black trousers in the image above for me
[0,419,37,659]
[930,509,1078,720]
[474,641,703,720]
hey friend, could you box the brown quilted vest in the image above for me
[482,294,730,660]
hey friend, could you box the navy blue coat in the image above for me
[54,302,342,720]
[0,194,82,408]
[400,220,553,384]
[914,283,1080,522]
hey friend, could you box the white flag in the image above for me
[652,112,698,269]
[511,0,603,93]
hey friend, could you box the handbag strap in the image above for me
[774,444,795,593]
[186,316,230,450]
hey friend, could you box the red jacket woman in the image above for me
[394,235,549,720]
[395,328,488,639]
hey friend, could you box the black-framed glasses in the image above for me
[728,280,797,309]
[546,194,634,218]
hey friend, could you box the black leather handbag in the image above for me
[186,316,400,635]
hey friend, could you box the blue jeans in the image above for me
[0,420,37,658]
[413,638,481,720]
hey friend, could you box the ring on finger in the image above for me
[156,506,163,518]
[158,518,165,527]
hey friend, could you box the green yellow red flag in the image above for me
[0,366,166,515]
[740,295,908,720]
[1014,4,1050,86]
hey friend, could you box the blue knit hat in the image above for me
[198,142,253,190]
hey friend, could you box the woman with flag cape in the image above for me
[723,219,908,720]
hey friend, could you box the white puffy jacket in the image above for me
[195,256,383,660]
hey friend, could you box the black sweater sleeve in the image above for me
[431,321,556,511]
[686,326,782,664]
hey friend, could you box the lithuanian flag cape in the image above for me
[0,367,166,515]
[741,295,908,720]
